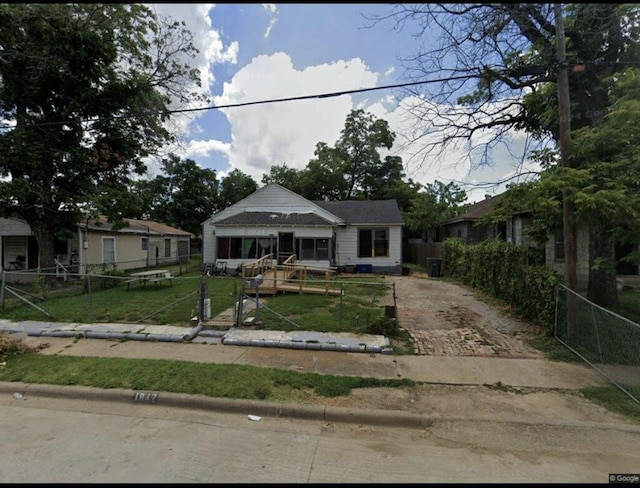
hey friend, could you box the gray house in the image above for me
[202,183,405,275]
[439,191,638,288]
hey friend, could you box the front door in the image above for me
[277,232,294,264]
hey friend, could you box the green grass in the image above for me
[615,290,640,324]
[0,271,237,325]
[525,333,584,363]
[0,350,415,401]
[0,272,406,344]
[581,385,640,424]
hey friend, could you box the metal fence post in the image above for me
[0,271,6,308]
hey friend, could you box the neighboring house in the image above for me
[1,216,193,277]
[201,183,404,275]
[440,194,507,244]
[438,191,638,289]
[0,217,38,272]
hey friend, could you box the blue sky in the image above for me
[150,4,539,203]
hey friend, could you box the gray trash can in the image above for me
[426,257,442,278]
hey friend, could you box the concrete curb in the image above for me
[3,381,640,433]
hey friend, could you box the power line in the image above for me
[167,74,474,115]
[0,74,476,130]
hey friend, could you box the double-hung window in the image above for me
[358,228,388,257]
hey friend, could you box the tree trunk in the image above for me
[29,219,58,287]
[587,229,618,308]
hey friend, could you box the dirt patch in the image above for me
[385,273,544,358]
[307,383,631,425]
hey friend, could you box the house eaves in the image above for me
[78,217,193,238]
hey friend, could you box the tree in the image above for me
[560,67,640,307]
[403,181,470,241]
[0,4,203,280]
[371,4,640,306]
[335,109,398,199]
[300,143,349,200]
[261,163,305,195]
[219,169,258,208]
[303,109,405,200]
[131,155,220,238]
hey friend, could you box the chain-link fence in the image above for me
[554,284,640,405]
[234,275,398,335]
[0,263,238,327]
[0,264,399,338]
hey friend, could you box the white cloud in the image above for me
[149,4,238,137]
[209,52,379,181]
[364,95,543,202]
[187,139,232,159]
[146,4,543,204]
[262,4,278,38]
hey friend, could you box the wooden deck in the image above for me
[242,256,341,296]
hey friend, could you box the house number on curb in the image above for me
[132,391,159,403]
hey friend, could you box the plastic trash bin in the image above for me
[426,257,442,277]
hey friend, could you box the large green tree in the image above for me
[261,163,305,195]
[302,109,408,201]
[130,155,220,238]
[219,169,258,208]
[404,181,470,241]
[0,4,202,278]
[498,68,640,307]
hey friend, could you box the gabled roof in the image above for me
[79,217,193,237]
[205,183,344,226]
[313,200,404,225]
[205,183,404,227]
[441,193,504,225]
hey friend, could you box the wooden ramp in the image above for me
[242,256,341,296]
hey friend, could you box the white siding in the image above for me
[334,225,402,270]
[202,221,216,263]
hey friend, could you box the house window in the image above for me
[102,237,116,264]
[316,238,329,260]
[297,238,330,260]
[141,237,148,251]
[217,236,279,260]
[165,239,171,258]
[358,228,389,258]
[242,238,257,259]
[555,230,565,262]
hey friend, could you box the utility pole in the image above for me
[554,4,577,293]
[555,3,578,338]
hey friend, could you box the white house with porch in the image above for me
[201,183,404,275]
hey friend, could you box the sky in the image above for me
[149,3,542,204]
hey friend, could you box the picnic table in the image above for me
[125,269,174,289]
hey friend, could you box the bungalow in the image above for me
[1,216,193,278]
[201,183,404,275]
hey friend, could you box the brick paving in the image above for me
[397,307,543,359]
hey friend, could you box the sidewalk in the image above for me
[0,318,614,429]
[0,318,606,390]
